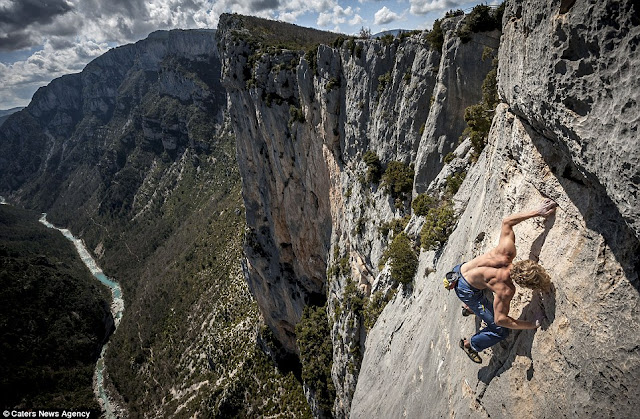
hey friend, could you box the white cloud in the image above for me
[349,14,364,26]
[0,38,110,108]
[0,0,352,108]
[277,9,304,22]
[317,4,354,27]
[374,6,400,25]
[409,0,461,15]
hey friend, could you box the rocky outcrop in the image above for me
[220,1,639,417]
[352,1,640,418]
[218,13,500,417]
[499,0,640,238]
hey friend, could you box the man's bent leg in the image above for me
[470,325,509,352]
[469,294,509,352]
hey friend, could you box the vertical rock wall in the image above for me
[352,1,640,418]
[499,0,640,238]
[414,19,499,191]
[220,1,639,416]
[218,14,497,417]
[351,104,640,418]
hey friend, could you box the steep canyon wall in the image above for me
[219,1,639,417]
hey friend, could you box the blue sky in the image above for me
[0,0,493,110]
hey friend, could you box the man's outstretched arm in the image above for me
[495,199,557,256]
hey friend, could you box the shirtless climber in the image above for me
[451,199,557,363]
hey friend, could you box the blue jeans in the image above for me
[453,263,509,352]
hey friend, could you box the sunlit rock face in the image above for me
[217,13,501,416]
[353,1,640,418]
[220,1,638,417]
[499,0,640,239]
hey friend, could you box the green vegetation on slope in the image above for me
[296,304,336,417]
[22,53,308,418]
[0,205,112,410]
[98,132,310,418]
[362,150,383,184]
[420,200,456,250]
[426,19,444,51]
[230,14,341,52]
[380,232,418,285]
[381,161,414,200]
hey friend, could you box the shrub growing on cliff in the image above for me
[362,150,383,184]
[412,193,437,216]
[343,278,365,316]
[289,105,305,124]
[482,67,498,108]
[304,47,318,75]
[457,4,505,43]
[377,71,392,95]
[446,171,466,196]
[426,19,444,51]
[378,215,411,237]
[381,161,414,199]
[380,232,418,285]
[327,251,349,280]
[444,151,456,164]
[420,201,456,250]
[325,77,339,91]
[358,26,372,39]
[296,304,336,415]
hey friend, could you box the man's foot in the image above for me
[459,338,482,363]
[461,305,474,317]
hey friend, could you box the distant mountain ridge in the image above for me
[0,107,24,127]
[0,28,309,417]
[372,29,410,38]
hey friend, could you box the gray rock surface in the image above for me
[352,2,640,417]
[351,104,640,418]
[499,0,640,238]
[414,18,500,192]
[220,2,639,417]
[217,14,500,417]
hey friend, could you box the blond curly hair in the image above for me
[510,260,551,291]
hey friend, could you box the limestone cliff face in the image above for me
[352,103,640,418]
[499,0,640,239]
[0,29,309,418]
[218,14,499,417]
[414,20,499,191]
[220,1,639,417]
[352,1,640,418]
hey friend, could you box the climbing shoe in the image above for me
[459,338,482,364]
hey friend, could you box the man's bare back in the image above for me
[455,199,557,361]
[462,199,556,329]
